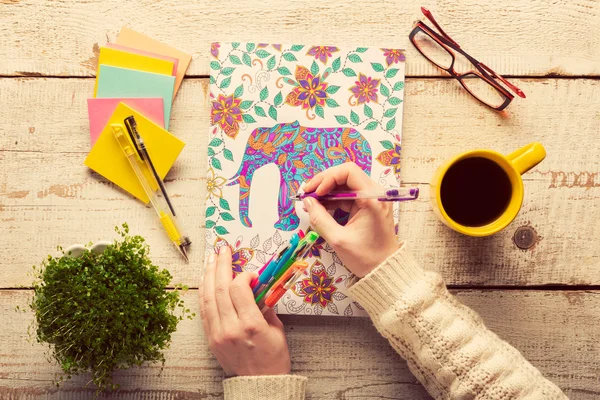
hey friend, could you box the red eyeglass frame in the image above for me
[409,7,526,111]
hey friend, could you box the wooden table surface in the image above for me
[1,0,599,398]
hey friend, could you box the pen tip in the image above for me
[179,245,190,262]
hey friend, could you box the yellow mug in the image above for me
[431,142,546,237]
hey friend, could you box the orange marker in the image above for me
[261,261,307,311]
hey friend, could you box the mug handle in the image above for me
[507,142,546,175]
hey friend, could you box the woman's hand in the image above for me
[303,163,399,278]
[199,246,291,376]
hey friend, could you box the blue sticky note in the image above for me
[95,65,175,129]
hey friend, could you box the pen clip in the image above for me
[124,116,145,161]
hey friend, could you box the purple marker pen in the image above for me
[291,187,419,202]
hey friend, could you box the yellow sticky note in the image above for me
[116,27,192,99]
[84,103,185,203]
[94,47,175,96]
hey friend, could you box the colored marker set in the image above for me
[250,230,320,313]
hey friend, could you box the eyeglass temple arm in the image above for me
[421,7,460,48]
[479,63,526,98]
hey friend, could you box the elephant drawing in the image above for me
[227,121,372,231]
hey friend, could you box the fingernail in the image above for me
[303,198,313,211]
[219,246,230,255]
[207,253,215,265]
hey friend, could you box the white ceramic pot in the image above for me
[64,241,112,258]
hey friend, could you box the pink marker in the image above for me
[250,253,276,289]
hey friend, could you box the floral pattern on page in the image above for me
[205,42,405,316]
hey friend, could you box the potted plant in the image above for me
[29,223,193,392]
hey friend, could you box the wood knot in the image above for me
[513,226,537,250]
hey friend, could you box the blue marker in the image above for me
[252,233,300,295]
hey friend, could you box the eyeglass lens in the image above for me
[412,30,453,69]
[460,75,507,108]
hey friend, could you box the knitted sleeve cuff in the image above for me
[223,375,307,400]
[349,243,432,317]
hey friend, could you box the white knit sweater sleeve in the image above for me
[223,375,307,400]
[348,243,568,400]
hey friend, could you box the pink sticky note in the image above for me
[105,43,179,76]
[87,98,164,146]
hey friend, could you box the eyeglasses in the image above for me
[409,7,525,111]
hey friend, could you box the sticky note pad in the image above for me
[117,27,191,98]
[95,65,175,129]
[84,103,185,203]
[94,47,174,96]
[87,98,164,146]
[105,43,179,76]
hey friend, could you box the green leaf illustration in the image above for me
[384,107,398,118]
[350,110,360,124]
[206,207,216,217]
[268,105,277,120]
[380,140,394,150]
[234,84,244,98]
[230,55,242,65]
[364,104,373,118]
[208,147,215,156]
[220,77,232,89]
[267,56,276,70]
[355,47,368,53]
[380,84,390,97]
[215,226,229,235]
[332,57,341,71]
[348,54,363,63]
[386,68,400,78]
[210,61,221,70]
[221,67,235,76]
[325,85,341,94]
[290,44,305,51]
[283,52,298,62]
[240,100,253,109]
[342,68,356,77]
[242,114,257,123]
[259,87,269,101]
[205,220,216,229]
[315,105,324,119]
[386,118,396,131]
[274,91,283,106]
[246,43,256,52]
[219,198,231,210]
[371,62,384,72]
[221,212,234,221]
[211,157,222,170]
[393,81,405,91]
[325,98,340,108]
[209,138,223,147]
[256,49,270,58]
[335,115,349,124]
[209,76,216,84]
[277,66,292,75]
[311,60,319,76]
[223,149,234,161]
[254,104,267,116]
[242,53,252,66]
[364,121,378,130]
[232,42,240,49]
[388,97,403,105]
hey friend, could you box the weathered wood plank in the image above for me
[0,0,599,77]
[1,289,598,399]
[1,77,599,287]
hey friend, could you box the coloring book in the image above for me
[205,42,405,316]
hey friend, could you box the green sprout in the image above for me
[29,223,193,392]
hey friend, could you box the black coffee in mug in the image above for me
[440,157,512,227]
